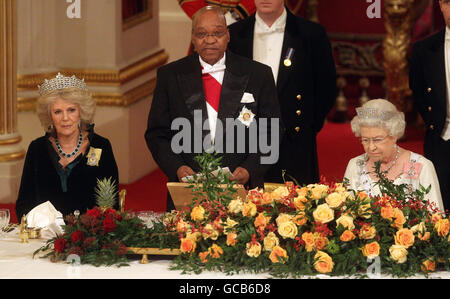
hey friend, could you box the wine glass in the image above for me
[0,209,10,238]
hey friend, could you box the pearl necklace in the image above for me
[55,132,83,158]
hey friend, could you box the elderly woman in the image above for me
[15,73,119,219]
[344,99,444,212]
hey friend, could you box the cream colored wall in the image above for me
[159,0,191,63]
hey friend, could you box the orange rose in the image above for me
[180,237,196,254]
[302,232,315,252]
[434,219,449,237]
[199,251,209,263]
[361,241,380,259]
[242,202,257,217]
[418,231,430,242]
[269,246,288,264]
[190,205,205,222]
[314,251,334,274]
[421,259,436,273]
[226,232,238,246]
[261,192,274,205]
[294,196,307,211]
[359,224,376,240]
[357,191,370,202]
[292,213,307,226]
[394,228,415,248]
[380,206,394,221]
[391,208,406,229]
[340,230,356,242]
[314,234,329,251]
[254,212,271,229]
[208,244,223,258]
[296,186,308,197]
[431,213,442,224]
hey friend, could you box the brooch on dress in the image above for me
[403,161,422,180]
[86,147,102,166]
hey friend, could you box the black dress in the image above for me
[15,127,119,219]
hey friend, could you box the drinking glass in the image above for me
[0,209,10,238]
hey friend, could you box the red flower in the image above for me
[103,208,122,221]
[86,208,102,219]
[102,216,116,233]
[70,230,85,243]
[83,237,96,248]
[54,238,67,253]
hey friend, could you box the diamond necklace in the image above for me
[382,145,400,174]
[55,132,83,158]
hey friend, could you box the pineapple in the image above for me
[94,177,118,211]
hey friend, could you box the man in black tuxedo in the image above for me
[228,0,336,186]
[145,6,282,211]
[409,0,450,211]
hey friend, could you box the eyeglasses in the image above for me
[360,135,390,145]
[193,31,227,39]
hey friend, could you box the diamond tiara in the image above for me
[37,72,88,96]
[356,107,397,121]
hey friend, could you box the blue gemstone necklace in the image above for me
[55,132,83,158]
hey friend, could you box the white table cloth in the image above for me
[0,231,448,279]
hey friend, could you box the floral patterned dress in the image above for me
[344,152,444,212]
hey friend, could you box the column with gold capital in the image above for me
[0,0,25,203]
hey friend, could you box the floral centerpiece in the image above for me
[33,177,179,266]
[34,155,449,277]
[167,154,449,277]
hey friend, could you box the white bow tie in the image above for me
[255,25,285,35]
[202,64,226,75]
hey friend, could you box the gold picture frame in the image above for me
[122,0,153,31]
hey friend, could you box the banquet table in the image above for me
[0,230,449,279]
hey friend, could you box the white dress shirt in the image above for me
[199,53,226,143]
[253,9,287,83]
[442,27,450,140]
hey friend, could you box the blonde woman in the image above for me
[16,73,119,219]
[344,99,444,212]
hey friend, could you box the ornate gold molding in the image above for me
[17,49,168,89]
[0,150,25,162]
[93,77,157,107]
[0,135,21,145]
[17,50,168,111]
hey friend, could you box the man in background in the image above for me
[409,0,450,211]
[179,0,256,25]
[228,0,336,186]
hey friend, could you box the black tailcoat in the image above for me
[145,51,283,210]
[409,29,450,209]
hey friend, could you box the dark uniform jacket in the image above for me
[228,8,336,185]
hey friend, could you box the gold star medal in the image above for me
[86,147,102,166]
[284,48,295,67]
